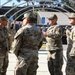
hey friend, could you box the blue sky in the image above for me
[0,0,62,6]
[0,0,40,7]
[0,0,25,6]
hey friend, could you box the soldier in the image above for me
[65,26,71,44]
[0,15,10,75]
[43,14,63,75]
[7,20,14,43]
[11,12,43,75]
[66,13,75,75]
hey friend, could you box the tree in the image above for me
[62,0,75,9]
[69,0,75,9]
[16,0,32,2]
[16,0,21,2]
[16,0,75,10]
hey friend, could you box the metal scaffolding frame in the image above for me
[0,0,75,21]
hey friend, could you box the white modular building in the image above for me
[37,11,70,25]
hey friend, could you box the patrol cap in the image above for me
[0,15,7,20]
[22,13,31,19]
[47,14,58,20]
[68,13,75,19]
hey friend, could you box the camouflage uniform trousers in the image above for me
[47,50,63,75]
[66,57,75,75]
[14,50,38,75]
[0,54,9,75]
[65,45,75,75]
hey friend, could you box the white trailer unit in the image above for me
[37,11,70,25]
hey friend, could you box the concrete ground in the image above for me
[6,45,67,75]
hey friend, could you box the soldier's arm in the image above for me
[66,29,71,37]
[48,27,62,40]
[7,30,11,51]
[38,40,43,50]
[69,30,75,56]
[37,29,43,49]
[11,28,23,56]
[4,27,11,51]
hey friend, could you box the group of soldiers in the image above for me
[66,13,75,75]
[0,12,75,75]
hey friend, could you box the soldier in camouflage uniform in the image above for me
[0,15,10,75]
[66,13,75,75]
[11,13,43,75]
[43,14,63,75]
[66,26,71,44]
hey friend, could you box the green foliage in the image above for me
[16,0,21,2]
[16,0,32,2]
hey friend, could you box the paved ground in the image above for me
[6,45,67,75]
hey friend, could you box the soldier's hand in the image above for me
[9,50,13,54]
[68,55,72,61]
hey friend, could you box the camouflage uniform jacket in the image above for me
[0,27,10,58]
[69,26,75,56]
[11,23,43,56]
[66,28,71,43]
[46,24,63,51]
